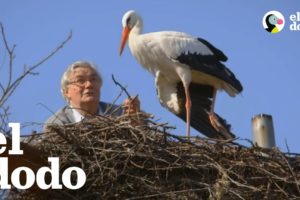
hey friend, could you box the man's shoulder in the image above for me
[44,106,74,126]
[44,101,123,130]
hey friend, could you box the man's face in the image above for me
[64,67,101,108]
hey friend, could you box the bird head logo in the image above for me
[262,11,285,34]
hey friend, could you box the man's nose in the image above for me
[85,80,94,88]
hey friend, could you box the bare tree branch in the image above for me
[0,23,15,90]
[0,22,72,132]
[0,24,72,107]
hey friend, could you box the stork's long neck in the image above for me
[131,18,143,36]
[128,18,143,58]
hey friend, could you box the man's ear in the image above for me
[64,88,70,100]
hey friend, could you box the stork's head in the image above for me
[119,10,141,55]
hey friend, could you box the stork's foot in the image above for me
[208,112,230,135]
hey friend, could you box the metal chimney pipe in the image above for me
[252,114,276,148]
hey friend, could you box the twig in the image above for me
[285,138,291,154]
[111,74,131,98]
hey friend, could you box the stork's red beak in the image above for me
[119,26,131,55]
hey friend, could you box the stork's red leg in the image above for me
[209,89,220,130]
[210,89,217,115]
[208,89,229,134]
[184,84,191,138]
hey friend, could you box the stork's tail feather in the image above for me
[213,113,235,139]
[191,109,235,140]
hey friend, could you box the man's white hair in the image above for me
[61,60,102,101]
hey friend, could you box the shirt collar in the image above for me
[70,103,103,122]
[71,108,84,123]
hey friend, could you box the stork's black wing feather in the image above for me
[175,82,235,139]
[197,38,228,61]
[175,40,243,93]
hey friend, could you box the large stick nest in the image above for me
[9,114,300,200]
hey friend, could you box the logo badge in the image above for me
[262,11,285,33]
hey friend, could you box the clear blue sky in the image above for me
[1,1,299,152]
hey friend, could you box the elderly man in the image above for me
[45,60,140,126]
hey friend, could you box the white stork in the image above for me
[119,10,243,139]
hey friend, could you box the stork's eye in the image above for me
[126,17,131,25]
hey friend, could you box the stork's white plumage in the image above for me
[119,10,243,139]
